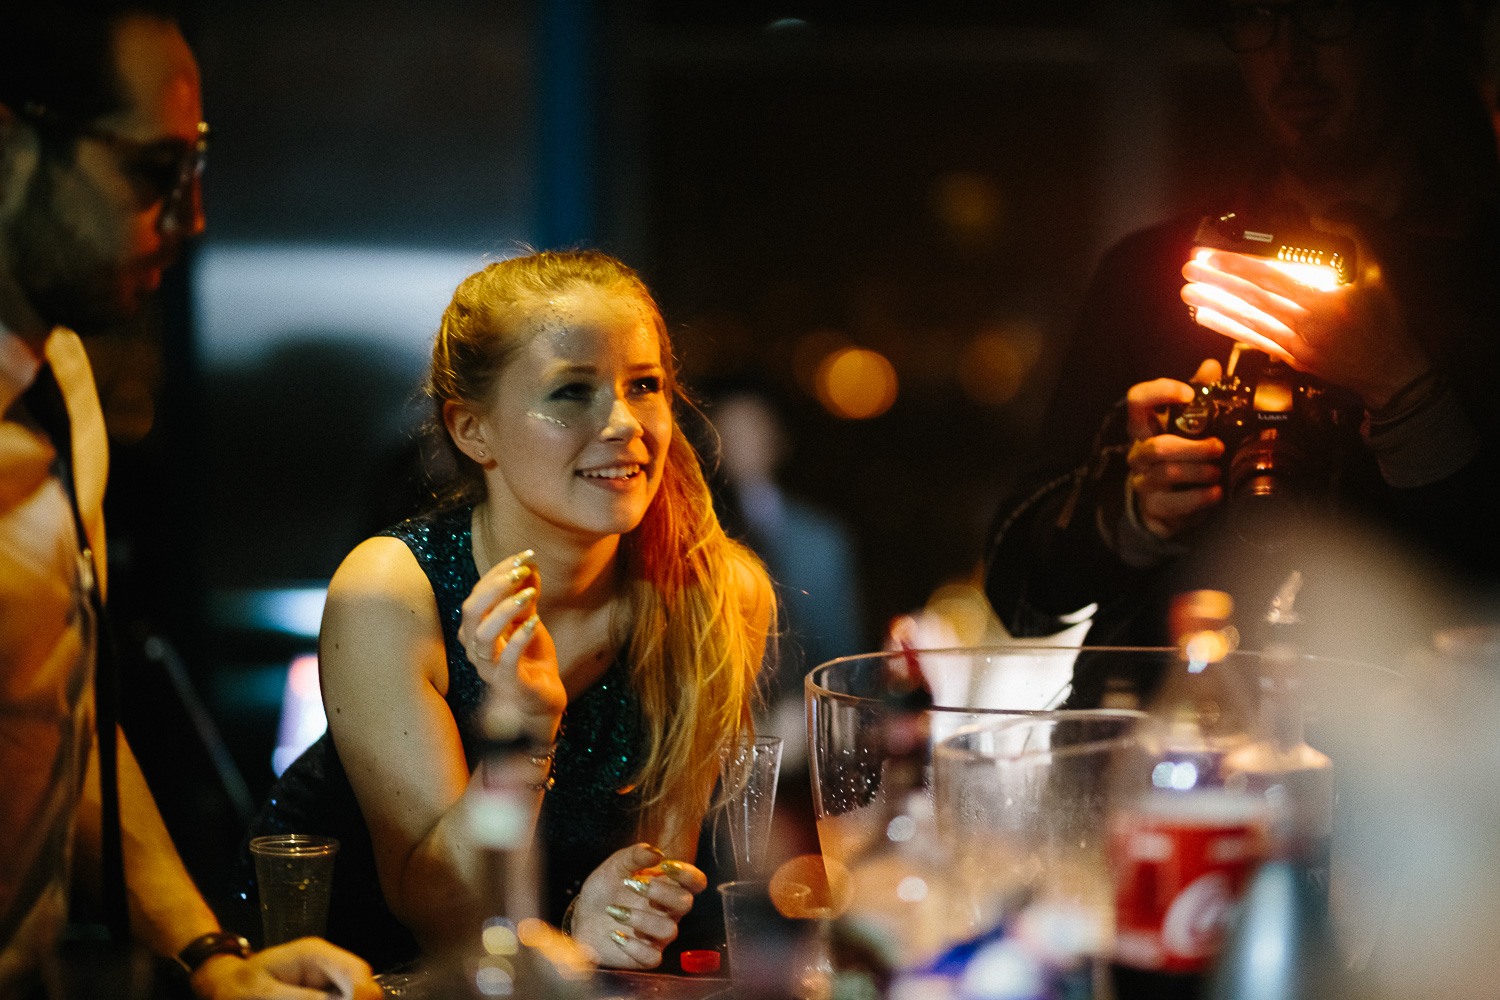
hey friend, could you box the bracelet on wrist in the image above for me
[177,931,252,974]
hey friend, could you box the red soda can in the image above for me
[1111,790,1266,974]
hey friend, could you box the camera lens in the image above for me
[1227,430,1309,546]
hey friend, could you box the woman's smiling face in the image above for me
[475,283,673,541]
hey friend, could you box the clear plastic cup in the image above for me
[720,735,784,877]
[249,834,339,945]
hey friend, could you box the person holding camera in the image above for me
[985,0,1500,704]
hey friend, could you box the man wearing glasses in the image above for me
[986,0,1500,694]
[0,5,379,999]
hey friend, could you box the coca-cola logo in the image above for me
[1161,872,1233,959]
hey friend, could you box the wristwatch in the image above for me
[177,931,252,974]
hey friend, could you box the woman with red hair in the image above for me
[251,251,772,971]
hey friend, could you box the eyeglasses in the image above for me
[20,101,209,234]
[1216,1,1361,54]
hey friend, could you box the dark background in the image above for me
[95,0,1268,916]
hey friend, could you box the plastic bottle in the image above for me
[1204,861,1346,1000]
[1220,647,1333,904]
[436,722,591,1000]
[1109,591,1265,1000]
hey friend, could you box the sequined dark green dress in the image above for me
[244,505,646,970]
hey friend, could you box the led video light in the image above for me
[1191,212,1356,288]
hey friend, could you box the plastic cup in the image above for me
[719,881,814,1000]
[249,834,339,945]
[720,735,783,878]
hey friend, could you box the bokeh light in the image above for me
[956,322,1043,406]
[931,171,1003,243]
[815,347,899,420]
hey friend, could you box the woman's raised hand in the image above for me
[458,549,567,742]
[569,844,707,969]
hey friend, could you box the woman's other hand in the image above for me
[458,549,567,742]
[570,844,707,969]
[1124,359,1225,540]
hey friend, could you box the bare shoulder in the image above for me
[321,536,445,688]
[327,535,434,607]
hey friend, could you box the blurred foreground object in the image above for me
[1109,592,1265,999]
[933,713,1142,999]
[432,722,590,1000]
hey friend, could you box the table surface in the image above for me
[376,966,730,1000]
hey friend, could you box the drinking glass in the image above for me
[933,713,1143,941]
[721,734,783,877]
[805,647,1135,874]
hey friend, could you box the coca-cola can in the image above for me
[1111,790,1266,974]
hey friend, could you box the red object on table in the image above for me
[680,950,721,974]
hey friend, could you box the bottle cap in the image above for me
[1169,589,1234,640]
[681,949,721,974]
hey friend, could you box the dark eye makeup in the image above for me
[549,382,593,402]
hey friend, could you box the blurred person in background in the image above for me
[246,252,773,972]
[0,3,379,998]
[986,0,1500,704]
[711,389,861,762]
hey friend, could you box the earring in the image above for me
[475,448,487,461]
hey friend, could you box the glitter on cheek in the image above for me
[526,410,568,428]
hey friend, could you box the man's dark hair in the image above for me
[0,1,180,129]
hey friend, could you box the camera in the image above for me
[1167,213,1364,538]
[1164,356,1358,514]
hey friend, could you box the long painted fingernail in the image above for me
[623,876,651,897]
[606,904,632,924]
[610,930,631,949]
[659,860,688,878]
[640,843,665,858]
[521,614,540,632]
[513,587,536,607]
[508,566,529,584]
[514,549,535,567]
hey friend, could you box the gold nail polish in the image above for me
[513,587,535,607]
[606,904,632,924]
[640,843,665,857]
[610,930,630,948]
[659,860,688,878]
[623,876,651,897]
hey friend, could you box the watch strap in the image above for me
[177,931,252,973]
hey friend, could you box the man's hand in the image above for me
[190,938,380,1000]
[1125,359,1225,540]
[1180,243,1430,410]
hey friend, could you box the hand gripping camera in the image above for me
[1168,214,1363,538]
